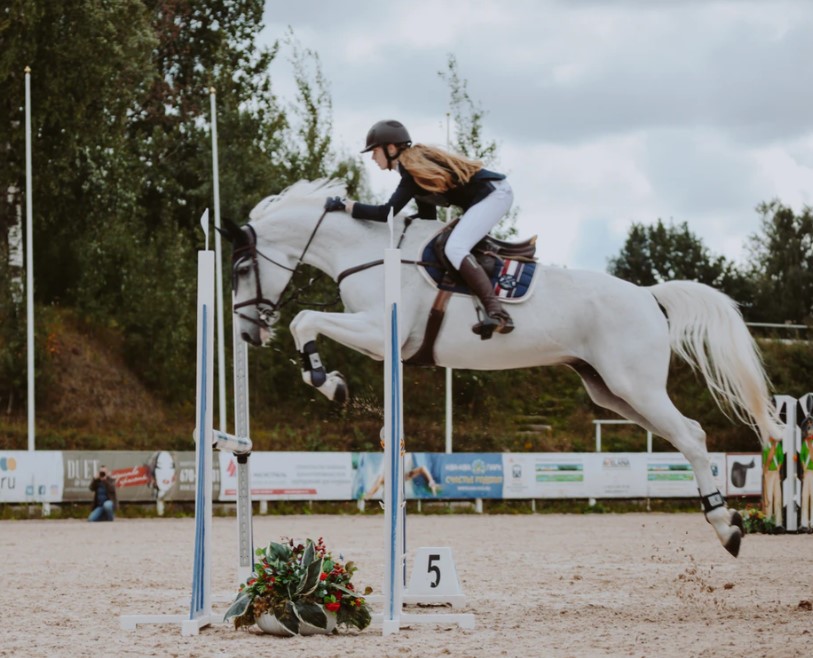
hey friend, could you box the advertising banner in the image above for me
[429,453,504,499]
[531,453,588,499]
[502,454,537,499]
[645,452,726,497]
[219,451,355,501]
[61,451,206,502]
[353,452,504,500]
[585,453,648,498]
[725,453,761,496]
[0,451,63,503]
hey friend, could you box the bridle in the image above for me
[232,210,330,329]
[231,209,424,330]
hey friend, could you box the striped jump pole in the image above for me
[120,243,216,635]
[382,246,406,635]
[378,226,474,634]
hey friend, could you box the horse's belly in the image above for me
[429,332,572,370]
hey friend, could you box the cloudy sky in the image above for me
[260,0,813,271]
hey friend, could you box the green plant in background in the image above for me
[225,537,372,635]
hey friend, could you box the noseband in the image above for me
[232,210,329,329]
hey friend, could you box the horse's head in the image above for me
[221,180,346,346]
[218,217,282,346]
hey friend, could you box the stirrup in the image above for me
[472,313,514,340]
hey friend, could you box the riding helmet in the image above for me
[361,120,412,153]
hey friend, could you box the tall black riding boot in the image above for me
[457,254,514,339]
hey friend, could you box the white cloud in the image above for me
[260,0,813,272]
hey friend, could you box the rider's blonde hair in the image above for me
[398,144,483,193]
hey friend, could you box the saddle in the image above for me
[405,223,539,367]
[427,220,537,291]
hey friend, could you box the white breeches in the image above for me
[444,179,514,269]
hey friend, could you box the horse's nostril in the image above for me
[241,331,258,346]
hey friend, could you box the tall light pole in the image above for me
[24,66,35,451]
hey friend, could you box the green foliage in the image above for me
[0,4,364,410]
[608,219,751,306]
[746,201,813,324]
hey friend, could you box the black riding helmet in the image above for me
[361,120,411,165]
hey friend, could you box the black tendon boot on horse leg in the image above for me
[458,254,514,339]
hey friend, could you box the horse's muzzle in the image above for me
[241,331,262,347]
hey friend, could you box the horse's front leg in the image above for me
[289,309,384,403]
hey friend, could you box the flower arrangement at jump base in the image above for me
[224,537,372,635]
[740,505,776,534]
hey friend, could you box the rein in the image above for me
[336,215,430,286]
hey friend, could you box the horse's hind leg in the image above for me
[571,361,743,557]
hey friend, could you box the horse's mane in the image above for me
[249,179,346,223]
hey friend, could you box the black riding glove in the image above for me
[324,196,346,212]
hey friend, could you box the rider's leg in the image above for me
[458,255,514,337]
[444,180,515,338]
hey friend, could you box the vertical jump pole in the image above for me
[119,233,215,635]
[209,87,227,432]
[376,221,475,633]
[233,314,254,585]
[774,395,798,532]
[382,244,405,636]
[188,247,215,633]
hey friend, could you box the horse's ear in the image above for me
[217,217,248,249]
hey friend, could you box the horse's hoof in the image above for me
[334,380,347,405]
[723,527,741,558]
[730,510,744,533]
[326,371,348,405]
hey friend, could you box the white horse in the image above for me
[221,179,783,557]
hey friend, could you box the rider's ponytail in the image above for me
[399,144,483,193]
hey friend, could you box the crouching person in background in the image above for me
[88,466,118,522]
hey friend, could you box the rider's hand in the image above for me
[324,196,346,212]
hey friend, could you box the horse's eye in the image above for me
[232,261,251,292]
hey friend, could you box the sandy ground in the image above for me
[1,513,812,658]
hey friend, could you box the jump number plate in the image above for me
[407,547,464,600]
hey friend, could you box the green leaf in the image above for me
[302,540,315,566]
[293,601,329,629]
[336,602,372,630]
[268,541,291,561]
[277,600,301,635]
[223,592,251,622]
[295,556,324,597]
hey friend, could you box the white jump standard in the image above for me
[378,243,474,635]
[120,229,255,635]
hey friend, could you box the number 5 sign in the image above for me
[405,547,467,607]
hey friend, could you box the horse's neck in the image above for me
[299,211,439,279]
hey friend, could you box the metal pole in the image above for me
[444,112,453,454]
[209,87,227,432]
[24,66,35,452]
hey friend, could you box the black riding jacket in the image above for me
[351,164,506,221]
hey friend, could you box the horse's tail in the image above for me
[649,280,782,448]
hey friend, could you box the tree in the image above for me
[608,219,752,307]
[746,201,813,324]
[0,0,156,302]
[438,54,517,238]
[0,3,364,407]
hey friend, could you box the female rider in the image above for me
[325,119,515,338]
